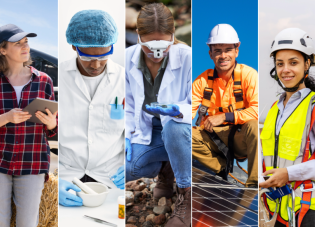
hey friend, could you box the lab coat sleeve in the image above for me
[125,72,136,139]
[287,160,315,181]
[173,67,192,124]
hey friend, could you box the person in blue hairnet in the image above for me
[58,10,125,207]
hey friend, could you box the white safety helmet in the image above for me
[206,24,239,45]
[270,28,315,63]
[270,28,315,92]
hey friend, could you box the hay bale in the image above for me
[10,173,58,227]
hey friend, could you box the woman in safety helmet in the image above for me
[0,24,57,226]
[125,3,191,226]
[260,28,315,227]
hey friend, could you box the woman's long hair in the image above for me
[271,50,315,92]
[137,3,187,45]
[0,41,32,73]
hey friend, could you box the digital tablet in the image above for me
[23,98,58,124]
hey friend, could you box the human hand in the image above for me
[110,165,125,189]
[35,108,57,130]
[145,104,181,117]
[126,138,132,162]
[59,179,83,207]
[203,114,226,132]
[259,168,289,188]
[4,108,32,124]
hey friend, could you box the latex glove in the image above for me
[111,165,125,189]
[145,104,181,117]
[126,138,132,162]
[59,178,83,207]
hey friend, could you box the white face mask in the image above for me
[138,35,174,58]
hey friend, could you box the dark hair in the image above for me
[209,43,238,52]
[272,50,315,92]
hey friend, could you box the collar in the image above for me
[65,56,116,75]
[1,66,39,81]
[278,88,311,103]
[132,44,181,70]
[213,61,238,80]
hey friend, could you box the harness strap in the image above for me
[298,181,313,227]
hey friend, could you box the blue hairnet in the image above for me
[66,10,118,48]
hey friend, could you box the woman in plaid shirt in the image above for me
[0,24,57,227]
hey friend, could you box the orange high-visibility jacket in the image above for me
[192,64,258,125]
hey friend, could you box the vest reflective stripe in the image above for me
[261,91,315,221]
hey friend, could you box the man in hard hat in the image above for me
[192,24,258,187]
[58,10,125,206]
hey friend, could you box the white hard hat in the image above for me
[270,28,315,57]
[206,24,239,45]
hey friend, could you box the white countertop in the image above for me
[59,188,125,227]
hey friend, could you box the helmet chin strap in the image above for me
[270,67,306,92]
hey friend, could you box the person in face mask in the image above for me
[125,3,192,227]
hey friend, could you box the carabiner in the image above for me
[259,188,279,227]
[287,184,296,227]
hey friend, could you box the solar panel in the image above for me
[192,166,258,227]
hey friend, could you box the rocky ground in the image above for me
[125,178,177,227]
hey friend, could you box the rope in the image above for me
[228,159,248,186]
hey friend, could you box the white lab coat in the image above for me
[125,44,192,145]
[59,57,125,188]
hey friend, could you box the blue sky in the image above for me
[0,0,58,57]
[192,0,258,169]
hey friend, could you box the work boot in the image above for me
[216,168,228,181]
[153,161,175,200]
[165,186,191,227]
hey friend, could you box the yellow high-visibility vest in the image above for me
[261,91,315,221]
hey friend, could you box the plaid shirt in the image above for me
[0,67,57,176]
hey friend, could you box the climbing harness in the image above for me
[195,63,244,126]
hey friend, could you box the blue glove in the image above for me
[59,178,83,207]
[145,104,181,117]
[111,165,125,189]
[126,138,132,162]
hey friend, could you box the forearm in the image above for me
[0,113,9,127]
[234,105,258,124]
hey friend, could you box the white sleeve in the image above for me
[287,160,315,181]
[173,67,192,124]
[125,72,136,139]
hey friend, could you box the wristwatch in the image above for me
[173,112,184,119]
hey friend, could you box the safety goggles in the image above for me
[138,35,174,58]
[76,45,113,61]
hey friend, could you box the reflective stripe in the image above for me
[262,92,315,220]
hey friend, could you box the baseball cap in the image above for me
[0,24,37,43]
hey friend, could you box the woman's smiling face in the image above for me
[275,49,310,88]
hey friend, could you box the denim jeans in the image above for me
[126,117,191,188]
